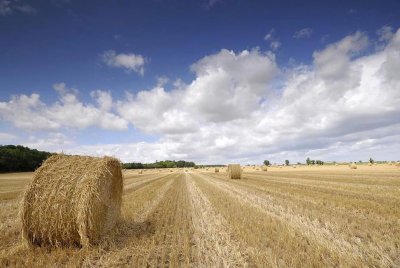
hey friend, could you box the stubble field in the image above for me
[0,165,399,267]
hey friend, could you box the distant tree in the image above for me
[0,145,52,172]
[369,157,374,164]
[263,160,270,166]
[297,162,301,165]
[306,157,311,165]
[285,160,289,166]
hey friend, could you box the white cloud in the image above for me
[22,133,75,153]
[0,132,16,142]
[293,27,313,39]
[3,27,400,164]
[264,29,281,51]
[184,49,278,122]
[0,0,36,15]
[377,26,394,42]
[0,83,128,131]
[0,0,12,15]
[101,50,146,76]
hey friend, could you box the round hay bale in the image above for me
[227,164,242,179]
[138,170,143,174]
[261,166,268,171]
[350,162,357,169]
[21,154,123,247]
[368,163,372,166]
[215,168,219,173]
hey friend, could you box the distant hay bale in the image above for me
[350,162,357,169]
[21,154,123,247]
[293,166,296,168]
[138,170,143,174]
[227,164,242,179]
[215,168,219,173]
[395,162,400,168]
[261,166,268,171]
[368,163,372,166]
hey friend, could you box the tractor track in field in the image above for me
[185,172,251,267]
[193,172,395,267]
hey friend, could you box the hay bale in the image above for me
[350,162,357,169]
[21,154,123,247]
[138,170,143,174]
[215,168,219,173]
[261,166,268,171]
[227,164,242,179]
[368,163,372,166]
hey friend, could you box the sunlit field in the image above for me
[1,165,399,267]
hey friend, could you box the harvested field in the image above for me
[0,165,399,267]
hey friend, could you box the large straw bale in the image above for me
[215,168,219,173]
[227,164,242,179]
[21,154,123,247]
[261,166,268,171]
[350,162,357,169]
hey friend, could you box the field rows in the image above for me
[0,168,399,267]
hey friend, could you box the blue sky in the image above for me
[1,0,400,164]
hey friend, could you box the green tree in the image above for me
[306,157,311,165]
[0,145,52,172]
[369,157,374,164]
[263,160,270,166]
[285,160,289,166]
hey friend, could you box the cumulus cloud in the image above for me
[22,132,75,153]
[101,50,146,75]
[0,83,128,131]
[293,27,313,39]
[115,48,278,135]
[3,27,400,163]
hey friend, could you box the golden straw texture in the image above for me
[227,164,242,179]
[20,154,123,247]
[261,166,268,171]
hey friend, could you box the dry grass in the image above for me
[0,164,399,267]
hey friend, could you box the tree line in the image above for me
[123,160,196,169]
[0,145,52,172]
